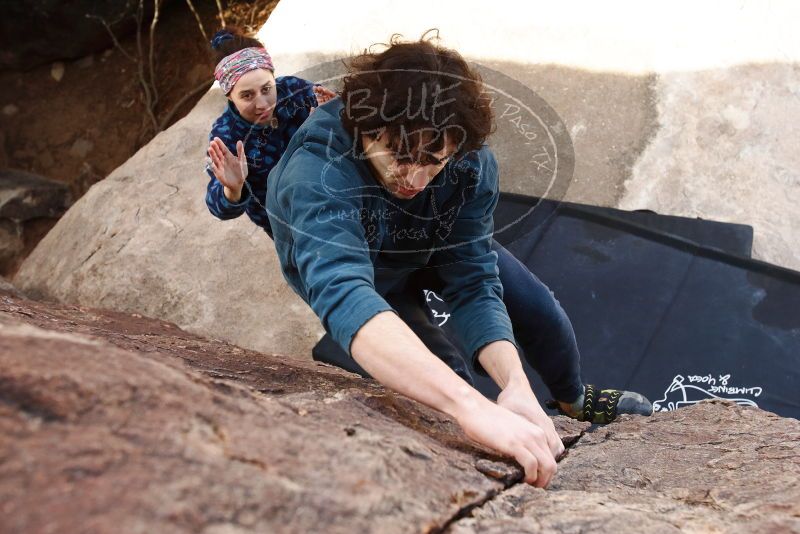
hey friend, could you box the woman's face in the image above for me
[228,68,277,125]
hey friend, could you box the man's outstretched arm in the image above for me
[477,340,565,459]
[428,148,565,458]
[351,310,558,488]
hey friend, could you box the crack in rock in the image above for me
[433,422,591,533]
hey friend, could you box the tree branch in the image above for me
[184,0,209,42]
[159,78,214,130]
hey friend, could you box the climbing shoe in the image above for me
[546,384,653,424]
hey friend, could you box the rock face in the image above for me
[13,88,324,359]
[0,276,22,298]
[0,169,70,276]
[0,288,586,534]
[0,0,158,70]
[0,169,71,221]
[452,402,800,533]
[618,63,800,270]
[1,291,798,533]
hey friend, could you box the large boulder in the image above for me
[13,88,324,359]
[453,400,800,532]
[1,291,798,532]
[618,63,800,269]
[0,289,584,533]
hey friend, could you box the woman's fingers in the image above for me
[210,139,227,165]
[236,141,248,179]
[207,137,247,183]
[207,147,221,172]
[212,139,239,168]
[313,85,336,104]
[212,140,224,160]
[208,156,222,182]
[207,141,230,186]
[209,152,223,180]
[212,137,235,161]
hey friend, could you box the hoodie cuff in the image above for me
[219,185,251,209]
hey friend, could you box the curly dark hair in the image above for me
[209,26,264,64]
[340,30,494,160]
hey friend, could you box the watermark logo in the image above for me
[228,58,574,256]
[653,373,762,412]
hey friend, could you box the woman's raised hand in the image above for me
[309,85,338,114]
[314,85,337,105]
[207,137,248,197]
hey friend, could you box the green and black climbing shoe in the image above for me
[546,384,653,424]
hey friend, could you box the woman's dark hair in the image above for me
[340,30,494,159]
[210,26,264,63]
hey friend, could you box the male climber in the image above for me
[265,34,652,487]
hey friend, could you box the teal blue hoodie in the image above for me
[266,98,516,367]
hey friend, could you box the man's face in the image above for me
[361,131,457,199]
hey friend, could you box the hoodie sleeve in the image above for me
[205,166,252,220]
[430,148,517,374]
[269,145,395,355]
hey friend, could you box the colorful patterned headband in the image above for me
[214,47,275,95]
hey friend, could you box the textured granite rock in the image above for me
[12,88,324,359]
[619,63,800,270]
[0,0,159,70]
[452,401,800,533]
[0,169,70,276]
[1,292,797,533]
[0,292,588,534]
[0,275,23,298]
